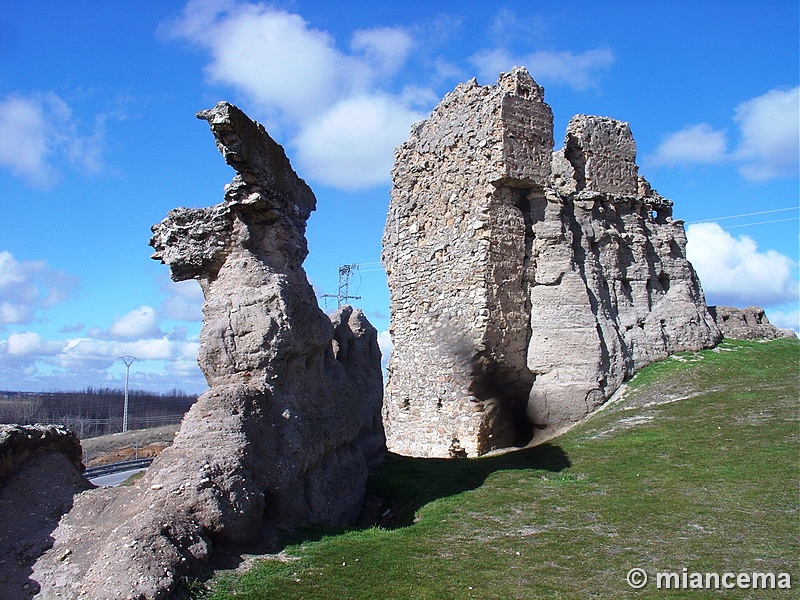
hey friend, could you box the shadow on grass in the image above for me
[209,443,570,575]
[271,442,570,551]
[362,443,571,529]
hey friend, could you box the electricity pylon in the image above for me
[321,263,361,308]
[119,356,138,432]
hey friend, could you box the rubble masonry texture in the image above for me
[382,68,721,458]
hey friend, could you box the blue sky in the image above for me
[1,1,798,393]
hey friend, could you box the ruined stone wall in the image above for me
[382,68,721,458]
[709,305,797,340]
[382,69,553,457]
[32,102,385,599]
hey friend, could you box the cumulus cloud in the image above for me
[766,308,800,333]
[648,86,799,181]
[6,332,55,356]
[295,94,425,189]
[173,2,349,124]
[0,92,106,188]
[0,251,76,326]
[733,86,800,180]
[0,273,204,391]
[107,306,163,340]
[169,0,428,190]
[160,279,204,322]
[0,327,202,391]
[351,27,414,76]
[470,47,615,90]
[648,123,728,166]
[686,222,798,307]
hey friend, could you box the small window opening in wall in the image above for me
[401,397,411,410]
[436,397,443,409]
[658,273,670,292]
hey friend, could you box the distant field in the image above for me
[0,387,196,439]
[199,339,799,599]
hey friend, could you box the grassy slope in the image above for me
[203,339,799,599]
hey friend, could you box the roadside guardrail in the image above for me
[84,458,153,479]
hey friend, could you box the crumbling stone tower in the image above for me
[382,68,720,458]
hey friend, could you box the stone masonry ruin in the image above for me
[30,102,385,599]
[9,70,792,600]
[382,68,722,458]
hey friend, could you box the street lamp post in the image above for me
[119,356,138,433]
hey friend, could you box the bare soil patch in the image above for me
[80,425,178,466]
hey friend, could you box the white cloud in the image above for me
[0,93,106,188]
[107,306,163,340]
[294,95,426,189]
[63,337,176,363]
[351,27,414,76]
[160,279,204,322]
[0,295,204,392]
[647,86,799,181]
[7,331,45,356]
[733,86,800,181]
[174,2,351,124]
[0,251,76,325]
[0,95,54,186]
[686,222,799,307]
[169,0,428,190]
[378,329,392,368]
[766,308,800,334]
[470,47,615,90]
[649,123,728,166]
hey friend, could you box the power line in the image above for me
[723,216,799,229]
[687,206,799,224]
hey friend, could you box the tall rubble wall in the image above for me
[382,70,554,457]
[382,68,721,458]
[32,102,385,599]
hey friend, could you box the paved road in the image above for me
[89,468,148,487]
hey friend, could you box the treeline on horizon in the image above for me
[0,387,199,439]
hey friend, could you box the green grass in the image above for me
[200,339,799,599]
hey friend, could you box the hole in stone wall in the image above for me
[448,438,468,458]
[514,189,536,278]
[563,134,586,191]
